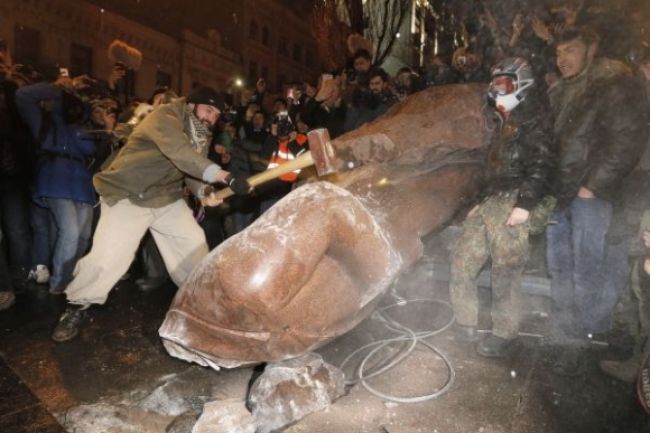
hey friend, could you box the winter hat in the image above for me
[187,86,224,111]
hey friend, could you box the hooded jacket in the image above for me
[549,58,649,206]
[94,98,219,207]
[15,82,96,206]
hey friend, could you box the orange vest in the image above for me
[267,134,308,182]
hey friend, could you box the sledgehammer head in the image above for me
[307,128,338,176]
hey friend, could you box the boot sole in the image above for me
[51,328,79,343]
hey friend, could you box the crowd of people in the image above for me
[0,0,648,387]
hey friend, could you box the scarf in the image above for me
[185,108,212,153]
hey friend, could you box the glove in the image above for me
[226,174,251,196]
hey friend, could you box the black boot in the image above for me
[52,305,87,342]
[476,335,514,358]
[452,323,480,342]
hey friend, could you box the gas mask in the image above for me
[488,75,533,113]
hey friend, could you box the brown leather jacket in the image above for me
[549,58,649,207]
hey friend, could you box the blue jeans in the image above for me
[44,198,93,290]
[231,212,255,235]
[30,202,53,267]
[546,197,629,342]
[260,197,281,215]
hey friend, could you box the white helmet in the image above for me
[488,57,534,113]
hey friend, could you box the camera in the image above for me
[275,110,294,137]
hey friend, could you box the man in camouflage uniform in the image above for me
[450,57,556,358]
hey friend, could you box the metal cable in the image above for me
[339,298,456,404]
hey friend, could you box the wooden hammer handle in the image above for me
[213,151,315,200]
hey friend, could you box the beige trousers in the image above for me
[65,198,208,306]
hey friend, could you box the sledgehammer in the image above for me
[211,128,340,200]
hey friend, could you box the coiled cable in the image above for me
[339,298,456,404]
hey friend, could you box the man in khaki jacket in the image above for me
[52,87,250,342]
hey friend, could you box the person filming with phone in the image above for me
[300,73,347,139]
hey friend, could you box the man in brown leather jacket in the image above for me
[547,27,648,375]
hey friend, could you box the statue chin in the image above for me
[159,84,491,369]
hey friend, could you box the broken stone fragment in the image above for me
[135,366,252,417]
[191,399,256,433]
[248,353,346,433]
[62,402,173,433]
[165,410,200,433]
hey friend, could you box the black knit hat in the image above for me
[187,86,224,111]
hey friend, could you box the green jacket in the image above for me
[94,98,217,207]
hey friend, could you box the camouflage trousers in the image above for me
[450,194,537,339]
[631,259,650,345]
[630,210,650,349]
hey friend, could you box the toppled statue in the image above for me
[159,84,491,369]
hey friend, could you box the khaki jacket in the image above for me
[94,98,215,207]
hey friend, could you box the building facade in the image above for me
[238,0,320,92]
[0,0,319,100]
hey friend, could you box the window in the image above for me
[262,27,270,47]
[292,44,302,63]
[278,37,287,56]
[249,61,258,83]
[156,70,172,88]
[249,20,258,40]
[70,43,93,77]
[13,25,41,67]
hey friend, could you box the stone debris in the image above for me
[165,410,200,433]
[191,399,256,433]
[135,366,252,416]
[248,353,346,433]
[62,402,173,433]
